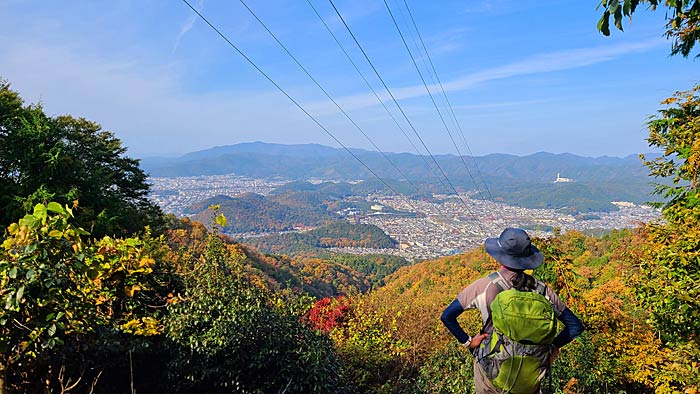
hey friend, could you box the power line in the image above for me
[392,2,500,227]
[237,0,423,196]
[326,0,487,232]
[180,0,403,198]
[304,0,450,193]
[400,0,495,204]
[382,0,493,216]
[392,0,438,90]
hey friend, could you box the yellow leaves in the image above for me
[581,278,631,332]
[95,294,108,305]
[562,377,578,394]
[166,292,181,305]
[621,331,664,386]
[10,225,31,243]
[572,250,591,267]
[227,244,247,263]
[215,213,227,228]
[139,257,155,268]
[686,138,700,180]
[120,316,163,336]
[1,238,13,251]
[661,97,678,105]
[124,284,142,297]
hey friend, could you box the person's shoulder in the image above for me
[480,271,504,284]
[461,274,493,292]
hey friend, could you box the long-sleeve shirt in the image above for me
[441,267,584,348]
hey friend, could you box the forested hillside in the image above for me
[242,221,406,289]
[244,222,398,252]
[184,181,419,234]
[187,192,337,233]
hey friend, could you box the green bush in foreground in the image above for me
[165,232,340,393]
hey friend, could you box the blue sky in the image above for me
[0,0,697,158]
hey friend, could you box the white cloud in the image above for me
[0,36,312,157]
[305,38,665,115]
[173,0,205,54]
[446,39,663,90]
[464,0,494,14]
[318,0,383,31]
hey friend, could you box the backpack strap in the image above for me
[475,272,509,360]
[534,280,550,300]
[487,272,508,292]
[479,272,509,335]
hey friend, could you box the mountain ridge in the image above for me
[141,141,651,182]
[144,142,660,213]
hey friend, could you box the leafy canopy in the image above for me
[597,0,700,57]
[643,85,700,215]
[637,85,700,347]
[0,202,168,387]
[165,231,340,393]
[0,78,162,237]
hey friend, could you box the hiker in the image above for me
[441,228,584,394]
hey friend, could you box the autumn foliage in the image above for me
[2,81,699,392]
[306,296,352,333]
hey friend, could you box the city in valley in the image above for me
[150,174,661,261]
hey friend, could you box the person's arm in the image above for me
[552,307,584,348]
[543,286,584,349]
[441,299,470,344]
[441,299,490,349]
[442,277,492,348]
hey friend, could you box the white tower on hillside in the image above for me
[554,173,573,183]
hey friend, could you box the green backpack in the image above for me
[476,272,558,394]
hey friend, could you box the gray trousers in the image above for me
[473,360,501,394]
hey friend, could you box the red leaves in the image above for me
[305,296,351,333]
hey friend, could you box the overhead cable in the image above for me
[237,0,423,195]
[400,0,495,203]
[382,0,493,216]
[304,0,450,193]
[327,0,487,230]
[180,0,405,198]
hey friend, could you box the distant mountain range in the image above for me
[141,141,649,182]
[142,142,659,212]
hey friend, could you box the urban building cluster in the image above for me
[348,194,660,260]
[149,176,661,261]
[149,175,287,216]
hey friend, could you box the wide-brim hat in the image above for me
[484,228,543,270]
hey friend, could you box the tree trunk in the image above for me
[44,364,52,394]
[0,365,6,394]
